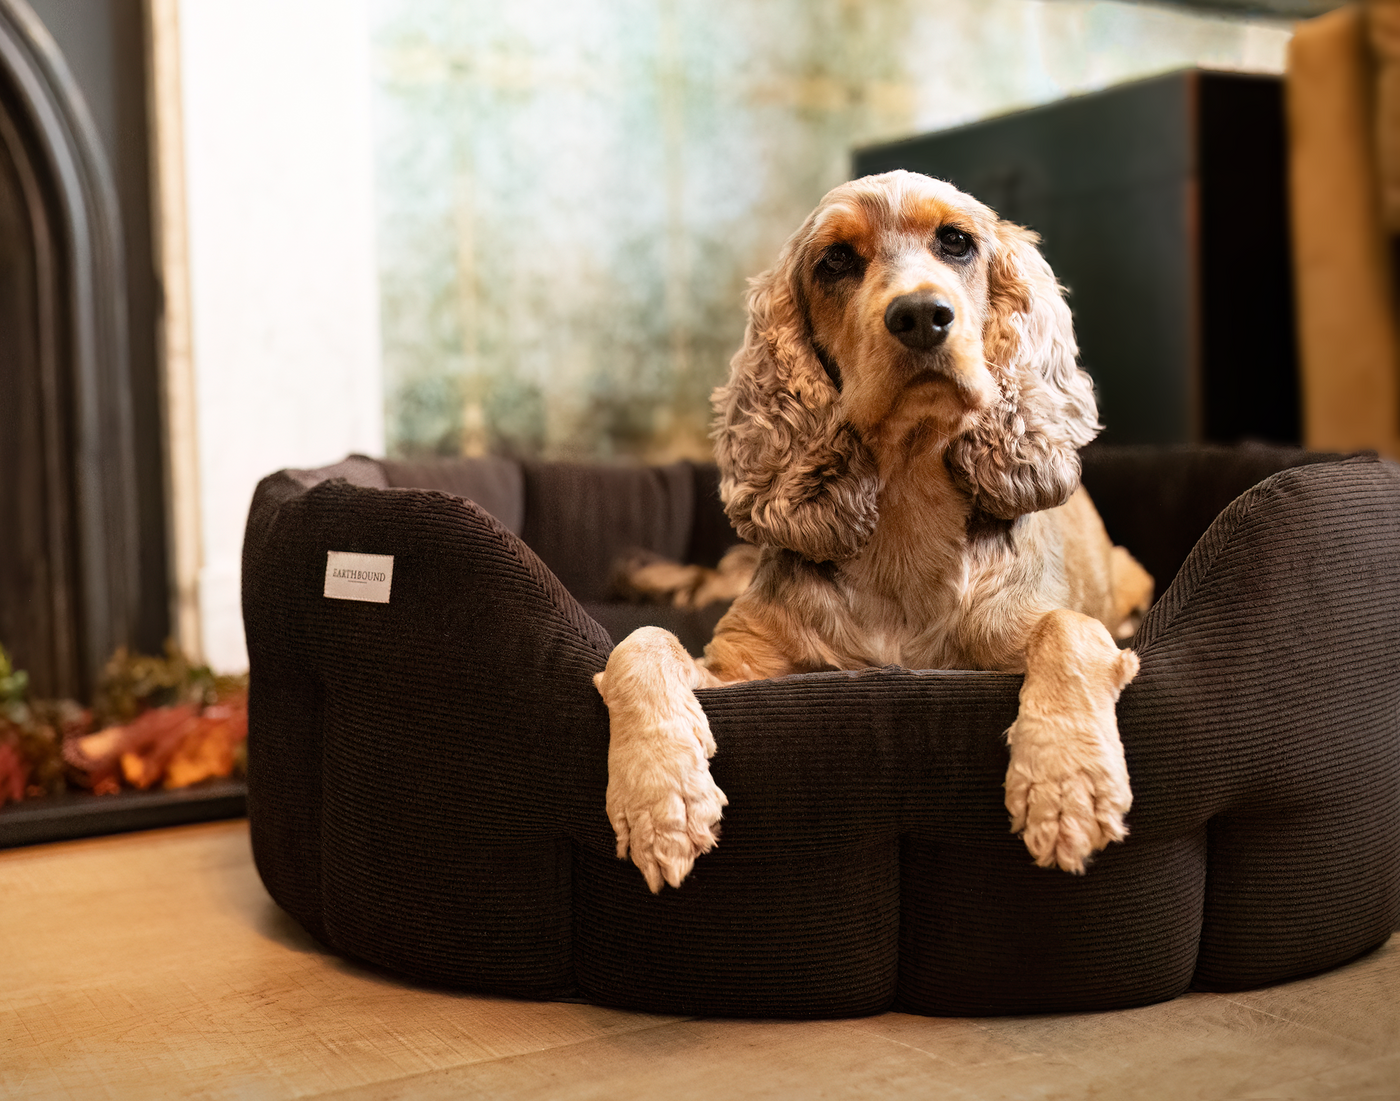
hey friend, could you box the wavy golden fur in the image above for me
[595,171,1153,893]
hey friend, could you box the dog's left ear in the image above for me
[946,221,1099,520]
[711,256,881,563]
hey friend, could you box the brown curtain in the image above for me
[1287,2,1400,456]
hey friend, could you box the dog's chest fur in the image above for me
[760,450,1062,675]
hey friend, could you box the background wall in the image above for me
[3,2,1302,677]
[373,0,1293,466]
[170,0,1294,672]
[178,0,384,671]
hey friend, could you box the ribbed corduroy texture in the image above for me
[243,450,1400,1018]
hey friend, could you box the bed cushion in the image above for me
[242,450,1400,1017]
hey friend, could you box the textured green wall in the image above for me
[372,0,1291,460]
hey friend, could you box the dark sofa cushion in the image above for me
[1080,441,1352,593]
[363,455,742,657]
[285,453,389,491]
[519,460,698,603]
[582,600,731,664]
[381,454,526,534]
[685,461,740,568]
[243,449,1400,1018]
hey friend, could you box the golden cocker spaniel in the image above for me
[594,170,1154,892]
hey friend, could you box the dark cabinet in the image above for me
[856,70,1299,446]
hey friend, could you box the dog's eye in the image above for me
[818,243,860,278]
[936,226,973,258]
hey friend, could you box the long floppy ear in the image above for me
[945,221,1100,520]
[711,260,880,562]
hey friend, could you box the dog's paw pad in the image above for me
[607,745,727,893]
[1006,753,1130,874]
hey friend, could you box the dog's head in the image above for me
[713,170,1100,561]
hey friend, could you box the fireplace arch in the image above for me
[0,0,140,698]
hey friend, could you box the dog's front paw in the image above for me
[595,627,728,893]
[1004,729,1131,873]
[1005,625,1138,873]
[605,712,728,892]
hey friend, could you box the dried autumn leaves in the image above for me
[0,643,248,807]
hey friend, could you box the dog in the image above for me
[613,544,762,610]
[593,170,1153,893]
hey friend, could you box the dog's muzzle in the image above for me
[884,293,955,351]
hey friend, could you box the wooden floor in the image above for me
[2,820,1397,1100]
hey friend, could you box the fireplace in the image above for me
[0,0,246,846]
[0,0,147,703]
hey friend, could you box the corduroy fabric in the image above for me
[685,461,740,568]
[243,449,1400,1018]
[519,460,697,603]
[1079,441,1350,594]
[381,454,526,535]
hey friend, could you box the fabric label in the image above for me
[324,551,394,603]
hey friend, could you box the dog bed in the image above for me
[242,445,1400,1017]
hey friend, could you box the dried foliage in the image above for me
[1,645,77,806]
[93,642,245,728]
[0,642,248,808]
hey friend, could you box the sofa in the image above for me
[242,444,1400,1017]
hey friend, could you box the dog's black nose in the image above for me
[884,294,955,351]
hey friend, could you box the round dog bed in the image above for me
[242,447,1400,1017]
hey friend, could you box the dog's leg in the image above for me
[593,626,728,892]
[1003,609,1138,873]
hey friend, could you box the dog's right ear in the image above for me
[711,260,880,563]
[945,221,1098,520]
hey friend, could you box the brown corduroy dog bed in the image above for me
[242,446,1400,1018]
